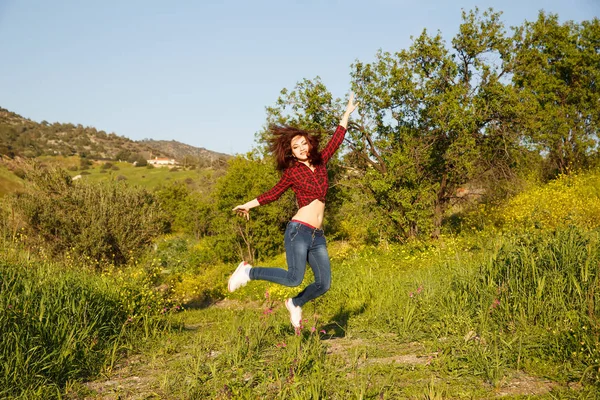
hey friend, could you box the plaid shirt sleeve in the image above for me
[321,125,347,164]
[256,169,293,205]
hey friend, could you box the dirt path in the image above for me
[81,338,562,399]
[79,301,567,399]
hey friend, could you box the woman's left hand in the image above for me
[340,92,359,128]
[345,92,359,116]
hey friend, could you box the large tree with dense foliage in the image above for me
[512,12,600,177]
[267,8,523,239]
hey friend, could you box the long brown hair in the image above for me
[267,125,323,171]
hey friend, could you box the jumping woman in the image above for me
[228,93,359,328]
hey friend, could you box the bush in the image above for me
[0,258,174,398]
[6,164,169,267]
[465,171,600,234]
[79,158,92,170]
[154,183,215,239]
[12,168,26,180]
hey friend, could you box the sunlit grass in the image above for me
[5,169,600,398]
[0,241,175,399]
[70,161,204,190]
[0,164,23,197]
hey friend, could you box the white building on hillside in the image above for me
[147,157,178,167]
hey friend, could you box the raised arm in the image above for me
[339,93,359,129]
[321,93,359,163]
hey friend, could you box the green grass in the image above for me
[0,164,23,197]
[1,157,211,196]
[0,243,174,399]
[71,161,206,190]
[5,227,600,398]
[80,230,600,399]
[4,167,600,398]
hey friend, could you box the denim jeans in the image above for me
[249,221,331,308]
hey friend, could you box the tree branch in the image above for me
[348,121,388,175]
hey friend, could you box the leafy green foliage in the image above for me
[350,8,521,238]
[155,182,215,239]
[209,154,296,263]
[5,164,169,267]
[512,13,600,177]
[262,9,599,242]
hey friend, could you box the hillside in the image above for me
[140,139,230,168]
[0,107,230,166]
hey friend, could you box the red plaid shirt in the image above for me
[257,125,347,208]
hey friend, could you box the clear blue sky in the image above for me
[1,0,598,155]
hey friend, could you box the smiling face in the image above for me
[291,135,310,162]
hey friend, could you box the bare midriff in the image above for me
[292,199,325,229]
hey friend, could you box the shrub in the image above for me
[0,258,174,398]
[13,168,26,180]
[6,164,169,267]
[210,155,295,263]
[79,158,92,170]
[482,171,600,233]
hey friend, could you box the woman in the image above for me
[228,94,358,328]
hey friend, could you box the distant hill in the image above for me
[141,139,231,168]
[0,107,231,167]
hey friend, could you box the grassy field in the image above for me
[0,165,23,197]
[69,161,205,190]
[79,232,600,399]
[0,156,210,192]
[3,166,600,398]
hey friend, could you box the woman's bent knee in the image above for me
[284,273,304,287]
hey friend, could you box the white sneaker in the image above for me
[228,261,251,292]
[285,298,302,328]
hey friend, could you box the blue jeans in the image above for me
[249,221,331,308]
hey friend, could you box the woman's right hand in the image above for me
[232,205,250,220]
[232,199,259,220]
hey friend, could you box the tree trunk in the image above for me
[432,173,448,238]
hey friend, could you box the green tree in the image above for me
[114,149,132,162]
[353,7,523,238]
[512,13,600,176]
[155,182,215,239]
[210,154,295,263]
[262,77,362,240]
[268,8,522,239]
